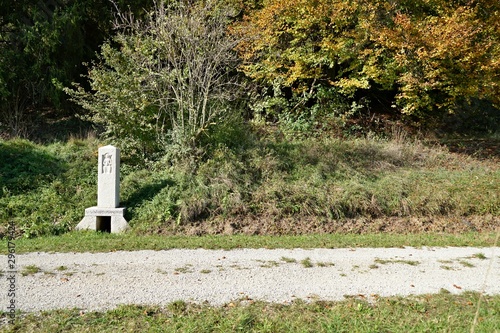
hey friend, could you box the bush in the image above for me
[233,0,500,129]
[66,0,243,161]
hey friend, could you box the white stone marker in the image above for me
[98,146,120,208]
[76,145,129,233]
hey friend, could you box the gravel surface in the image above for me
[3,247,499,312]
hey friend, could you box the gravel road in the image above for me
[3,247,499,312]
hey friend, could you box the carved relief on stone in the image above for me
[102,153,112,174]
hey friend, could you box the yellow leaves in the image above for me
[370,0,500,112]
[335,77,370,97]
[421,8,479,60]
[361,62,384,82]
[393,13,412,30]
[232,0,500,116]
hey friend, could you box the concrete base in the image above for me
[76,207,129,233]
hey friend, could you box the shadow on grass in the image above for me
[122,178,175,220]
[0,139,67,195]
[441,138,500,160]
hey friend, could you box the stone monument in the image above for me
[76,145,129,233]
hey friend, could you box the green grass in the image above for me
[174,264,194,274]
[0,138,98,238]
[440,265,454,271]
[1,292,498,332]
[280,257,297,263]
[459,259,475,268]
[374,258,421,266]
[1,133,499,239]
[21,265,40,276]
[472,252,488,260]
[256,260,280,268]
[316,261,335,267]
[300,257,314,268]
[7,231,498,254]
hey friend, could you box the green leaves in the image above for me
[66,0,242,162]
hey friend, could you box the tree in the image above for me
[66,0,243,160]
[0,0,153,138]
[232,0,500,124]
[231,0,396,127]
[374,0,500,116]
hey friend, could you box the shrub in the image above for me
[65,0,243,161]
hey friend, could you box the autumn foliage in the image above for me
[2,0,499,141]
[233,0,500,120]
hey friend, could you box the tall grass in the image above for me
[1,125,499,238]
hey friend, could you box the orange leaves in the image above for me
[232,0,366,89]
[372,1,500,113]
[421,8,480,62]
[232,0,500,117]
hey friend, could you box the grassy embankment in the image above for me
[1,127,499,244]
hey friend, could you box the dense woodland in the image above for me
[1,0,499,149]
